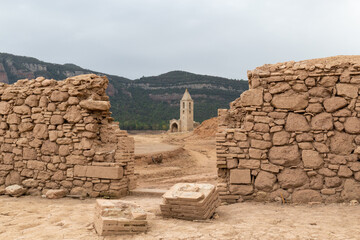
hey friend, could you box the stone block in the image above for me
[285,113,310,132]
[271,93,308,110]
[292,189,322,203]
[74,165,124,179]
[230,169,251,184]
[268,145,300,166]
[323,97,348,112]
[336,83,358,98]
[240,89,263,106]
[302,150,323,169]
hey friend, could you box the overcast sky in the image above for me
[0,0,359,80]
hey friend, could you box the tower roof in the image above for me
[181,89,192,101]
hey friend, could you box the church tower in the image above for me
[180,89,194,132]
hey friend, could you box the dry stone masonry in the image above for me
[94,199,148,236]
[160,183,220,220]
[217,56,360,204]
[0,74,135,197]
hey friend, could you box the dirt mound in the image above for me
[193,117,218,138]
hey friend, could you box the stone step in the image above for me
[130,188,168,197]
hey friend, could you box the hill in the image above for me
[0,52,248,130]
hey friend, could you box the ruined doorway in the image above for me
[170,122,179,132]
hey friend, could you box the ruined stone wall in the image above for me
[217,56,360,204]
[0,74,135,197]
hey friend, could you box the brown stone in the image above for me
[278,168,308,188]
[255,171,276,192]
[285,113,310,132]
[46,189,67,199]
[74,165,123,179]
[229,185,253,195]
[319,76,338,87]
[33,124,48,139]
[5,185,26,197]
[302,150,323,169]
[308,87,331,97]
[336,83,358,98]
[41,140,58,155]
[269,82,290,94]
[18,122,34,132]
[238,159,260,169]
[323,97,348,112]
[329,132,355,155]
[311,113,333,130]
[239,89,263,106]
[59,145,70,156]
[94,183,109,192]
[271,93,308,110]
[260,163,280,173]
[319,168,337,177]
[310,175,323,190]
[50,115,64,125]
[268,145,300,166]
[70,187,87,197]
[22,179,39,188]
[0,102,11,114]
[25,95,39,107]
[66,155,86,165]
[229,169,251,184]
[250,139,272,149]
[344,117,360,134]
[5,171,21,186]
[27,160,45,170]
[313,142,329,153]
[51,171,65,181]
[253,123,269,132]
[13,105,31,115]
[68,97,79,105]
[22,148,37,160]
[306,103,323,113]
[338,165,352,177]
[272,131,290,145]
[292,189,322,203]
[79,100,111,111]
[63,106,82,123]
[341,179,360,201]
[50,91,69,102]
[7,114,20,124]
[325,177,342,188]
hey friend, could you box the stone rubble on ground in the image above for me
[0,74,135,198]
[5,184,26,197]
[94,199,148,236]
[160,183,220,220]
[217,56,360,204]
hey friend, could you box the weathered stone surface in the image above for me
[7,114,20,124]
[250,139,272,149]
[230,169,251,184]
[278,168,308,188]
[309,87,331,97]
[285,113,310,132]
[341,179,360,201]
[238,159,260,169]
[254,171,276,192]
[325,177,342,188]
[306,103,323,113]
[74,165,124,179]
[269,82,290,94]
[319,76,338,87]
[292,189,322,203]
[323,97,348,112]
[338,165,353,177]
[25,95,39,107]
[18,122,34,132]
[310,175,323,190]
[272,131,290,145]
[5,171,21,186]
[329,131,355,155]
[336,83,358,98]
[268,145,300,166]
[0,102,10,114]
[33,124,48,139]
[27,160,45,170]
[229,185,253,195]
[66,155,86,165]
[50,91,69,102]
[311,113,333,130]
[271,93,308,110]
[313,142,329,153]
[22,179,39,188]
[302,150,323,169]
[41,140,58,155]
[46,189,67,199]
[79,99,111,111]
[63,106,82,123]
[240,89,263,106]
[5,185,26,197]
[23,148,37,160]
[50,115,64,125]
[13,105,31,115]
[344,117,360,134]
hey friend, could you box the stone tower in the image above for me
[180,89,194,131]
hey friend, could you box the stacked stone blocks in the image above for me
[217,57,360,203]
[0,74,135,197]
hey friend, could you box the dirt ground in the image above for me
[1,132,360,240]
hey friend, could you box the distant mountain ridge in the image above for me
[0,52,248,130]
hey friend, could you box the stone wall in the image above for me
[0,74,135,197]
[217,56,360,204]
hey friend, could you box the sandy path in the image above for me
[1,195,360,240]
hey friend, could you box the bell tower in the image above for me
[180,89,194,132]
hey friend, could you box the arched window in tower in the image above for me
[189,102,191,113]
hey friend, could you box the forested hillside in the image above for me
[0,53,248,130]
